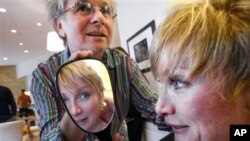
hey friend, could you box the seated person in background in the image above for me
[17,89,31,118]
[0,85,17,123]
[149,0,250,141]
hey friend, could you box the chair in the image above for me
[0,120,24,141]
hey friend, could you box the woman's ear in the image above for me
[99,101,108,113]
[55,17,66,38]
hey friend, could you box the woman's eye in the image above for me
[170,77,189,90]
[78,91,90,101]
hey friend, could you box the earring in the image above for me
[99,101,108,113]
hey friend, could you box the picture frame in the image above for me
[127,20,156,73]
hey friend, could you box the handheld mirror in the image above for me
[56,59,114,134]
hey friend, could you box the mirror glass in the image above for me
[56,59,114,133]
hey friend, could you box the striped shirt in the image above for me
[31,48,168,141]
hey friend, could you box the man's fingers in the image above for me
[69,50,93,60]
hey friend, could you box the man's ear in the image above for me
[55,17,66,38]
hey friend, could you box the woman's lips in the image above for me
[76,118,88,125]
[168,124,189,134]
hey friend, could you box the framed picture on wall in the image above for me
[127,20,156,73]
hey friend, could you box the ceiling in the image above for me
[0,0,54,66]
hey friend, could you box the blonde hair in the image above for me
[150,0,250,107]
[57,60,104,98]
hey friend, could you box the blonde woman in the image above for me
[150,0,250,141]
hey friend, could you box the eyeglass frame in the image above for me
[63,1,117,19]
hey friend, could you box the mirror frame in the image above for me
[55,58,115,134]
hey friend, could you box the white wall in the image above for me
[16,54,52,78]
[116,0,169,51]
[110,18,122,48]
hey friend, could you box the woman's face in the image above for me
[156,65,249,141]
[60,79,102,131]
[56,0,114,57]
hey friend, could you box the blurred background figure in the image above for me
[0,85,17,123]
[17,89,31,118]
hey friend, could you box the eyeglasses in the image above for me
[64,1,117,18]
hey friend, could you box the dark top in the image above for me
[0,85,17,123]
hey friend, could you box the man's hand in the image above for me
[69,50,94,61]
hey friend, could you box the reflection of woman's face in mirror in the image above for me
[57,60,113,133]
[59,78,106,132]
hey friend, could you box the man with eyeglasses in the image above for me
[31,0,169,140]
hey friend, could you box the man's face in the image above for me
[57,0,114,56]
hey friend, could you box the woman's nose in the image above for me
[70,102,82,116]
[155,96,175,117]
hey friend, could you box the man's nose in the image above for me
[90,8,105,25]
